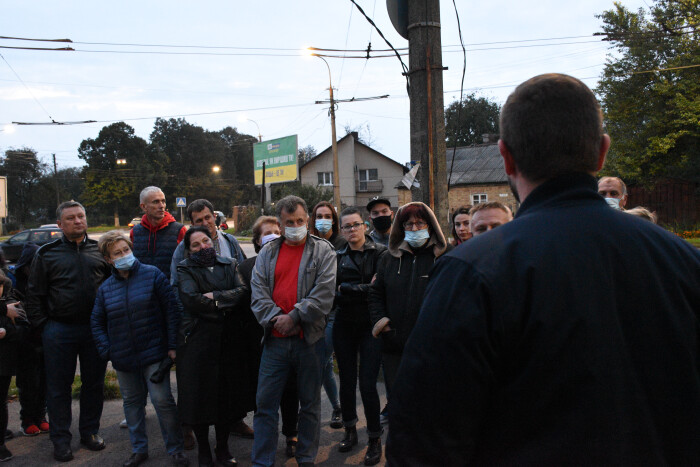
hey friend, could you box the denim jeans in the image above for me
[333,320,383,436]
[42,320,107,448]
[116,361,184,455]
[322,316,340,410]
[252,336,325,467]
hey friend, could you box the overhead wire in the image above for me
[447,0,467,192]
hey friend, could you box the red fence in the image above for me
[627,179,700,226]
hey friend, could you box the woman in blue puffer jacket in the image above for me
[91,230,188,467]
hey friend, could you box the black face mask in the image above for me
[372,215,392,233]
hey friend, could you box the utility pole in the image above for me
[328,86,341,215]
[407,0,449,232]
[52,153,60,207]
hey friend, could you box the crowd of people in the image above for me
[0,73,697,467]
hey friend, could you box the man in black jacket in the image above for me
[387,74,700,465]
[26,201,111,462]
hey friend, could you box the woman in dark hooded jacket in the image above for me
[368,202,449,404]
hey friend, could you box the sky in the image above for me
[0,0,649,172]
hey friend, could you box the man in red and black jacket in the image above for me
[130,186,186,280]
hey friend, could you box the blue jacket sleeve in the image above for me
[225,234,247,263]
[154,269,179,350]
[90,287,110,360]
[386,256,499,466]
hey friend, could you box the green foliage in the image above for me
[71,370,121,400]
[444,93,501,147]
[596,0,700,184]
[272,181,334,211]
[0,148,49,228]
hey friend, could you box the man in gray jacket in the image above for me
[250,195,336,467]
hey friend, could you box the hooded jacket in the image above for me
[368,202,449,354]
[130,212,186,279]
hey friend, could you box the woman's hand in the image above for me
[203,292,214,300]
[6,303,24,324]
[0,328,5,339]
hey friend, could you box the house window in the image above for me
[358,169,378,191]
[472,193,488,204]
[317,172,333,186]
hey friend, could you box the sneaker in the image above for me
[39,420,50,433]
[20,424,40,436]
[330,407,343,429]
[0,445,13,462]
[120,418,128,429]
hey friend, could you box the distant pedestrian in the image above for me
[25,201,111,462]
[91,231,188,467]
[176,226,250,466]
[333,207,386,465]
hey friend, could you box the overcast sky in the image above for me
[0,0,648,171]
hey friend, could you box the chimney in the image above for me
[352,131,359,141]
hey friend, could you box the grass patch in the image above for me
[687,238,700,247]
[71,370,121,400]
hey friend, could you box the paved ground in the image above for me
[6,369,388,466]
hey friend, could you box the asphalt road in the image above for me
[6,369,388,466]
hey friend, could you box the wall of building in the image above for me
[354,143,404,208]
[398,183,518,213]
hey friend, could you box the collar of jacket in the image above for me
[516,172,602,219]
[336,235,379,255]
[61,234,90,249]
[111,258,142,280]
[140,211,177,233]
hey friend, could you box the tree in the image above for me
[272,181,333,211]
[34,167,85,223]
[0,148,48,228]
[444,93,500,147]
[596,0,700,184]
[343,123,377,148]
[78,122,149,225]
[218,126,259,205]
[298,145,317,166]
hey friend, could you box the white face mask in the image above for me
[605,197,622,210]
[284,225,307,242]
[260,233,280,247]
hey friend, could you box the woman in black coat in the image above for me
[176,227,249,467]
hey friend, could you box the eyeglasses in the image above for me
[341,223,364,232]
[403,221,427,231]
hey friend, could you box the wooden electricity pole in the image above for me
[407,0,449,232]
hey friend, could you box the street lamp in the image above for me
[309,52,341,215]
[212,165,221,174]
[116,159,127,165]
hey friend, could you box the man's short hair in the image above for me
[276,195,307,218]
[340,207,364,223]
[500,73,604,182]
[187,199,215,222]
[469,201,512,218]
[139,186,163,204]
[98,230,133,257]
[251,216,280,253]
[56,200,85,221]
[598,176,627,196]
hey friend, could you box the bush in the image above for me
[72,370,121,400]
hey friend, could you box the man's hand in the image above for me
[382,324,392,333]
[272,314,298,336]
[168,350,176,361]
[203,292,214,300]
[6,303,24,324]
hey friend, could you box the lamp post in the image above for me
[312,54,341,215]
[247,118,262,143]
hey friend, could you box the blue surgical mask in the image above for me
[261,233,279,246]
[404,228,430,248]
[113,253,136,270]
[315,219,333,234]
[605,197,621,210]
[285,225,308,242]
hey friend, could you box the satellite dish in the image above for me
[386,0,409,40]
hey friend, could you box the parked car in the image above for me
[128,217,142,228]
[0,227,63,262]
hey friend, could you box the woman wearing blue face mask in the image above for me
[368,202,450,416]
[310,201,347,250]
[91,231,188,467]
[308,201,344,431]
